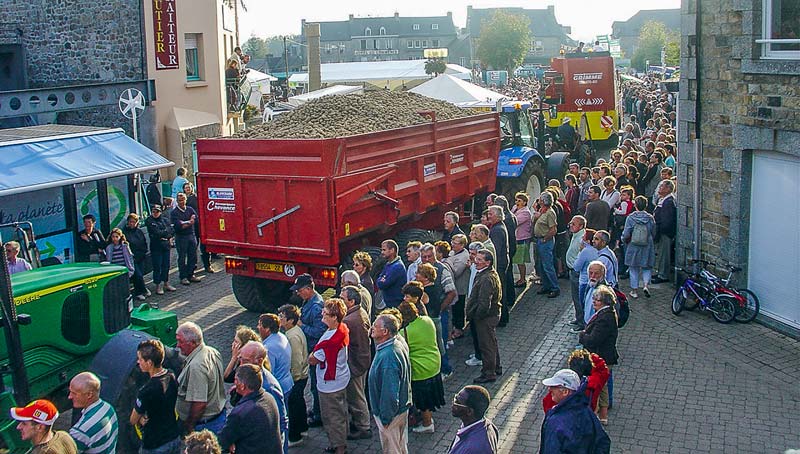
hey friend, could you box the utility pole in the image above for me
[283,36,290,99]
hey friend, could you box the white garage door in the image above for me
[748,151,800,329]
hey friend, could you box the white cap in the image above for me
[542,369,580,391]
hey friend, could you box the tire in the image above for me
[710,295,737,324]
[114,369,150,454]
[733,288,760,323]
[545,151,571,182]
[498,159,545,203]
[231,275,292,312]
[671,286,686,315]
[682,283,703,311]
[395,229,434,267]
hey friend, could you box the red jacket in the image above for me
[542,353,610,413]
[312,323,350,381]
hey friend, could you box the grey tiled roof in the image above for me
[467,7,570,38]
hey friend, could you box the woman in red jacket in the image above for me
[542,349,609,414]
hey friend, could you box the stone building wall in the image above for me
[0,0,155,148]
[678,0,800,277]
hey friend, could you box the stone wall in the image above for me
[678,0,800,272]
[0,0,155,147]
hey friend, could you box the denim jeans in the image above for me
[150,247,171,284]
[195,410,226,434]
[629,267,652,289]
[140,437,181,454]
[535,238,559,292]
[132,256,147,296]
[175,234,197,280]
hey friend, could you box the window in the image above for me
[414,40,421,48]
[361,39,367,50]
[379,27,386,35]
[387,40,393,49]
[460,57,467,67]
[432,39,440,47]
[408,40,413,48]
[374,39,379,50]
[365,27,372,36]
[413,24,420,30]
[761,0,800,59]
[422,40,428,48]
[432,24,439,30]
[185,33,201,81]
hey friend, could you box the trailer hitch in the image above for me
[256,205,301,237]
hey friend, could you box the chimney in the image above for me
[394,12,399,18]
[447,11,452,17]
[349,14,354,20]
[547,5,555,15]
[305,22,322,92]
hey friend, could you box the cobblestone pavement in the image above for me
[149,261,800,453]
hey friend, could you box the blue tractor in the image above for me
[495,102,572,201]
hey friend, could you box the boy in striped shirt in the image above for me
[68,372,119,454]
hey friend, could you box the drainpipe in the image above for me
[692,0,703,264]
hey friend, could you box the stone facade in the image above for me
[678,0,800,332]
[0,0,155,148]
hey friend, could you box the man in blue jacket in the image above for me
[376,240,406,308]
[368,313,411,454]
[539,369,610,454]
[293,273,326,427]
[449,385,498,454]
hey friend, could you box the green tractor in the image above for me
[0,226,179,453]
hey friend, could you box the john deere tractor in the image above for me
[0,224,179,453]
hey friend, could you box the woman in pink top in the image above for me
[511,192,533,286]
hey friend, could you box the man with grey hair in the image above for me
[340,286,372,440]
[485,205,510,326]
[592,230,618,288]
[4,241,31,274]
[469,225,494,266]
[582,261,609,325]
[68,371,118,454]
[175,322,227,434]
[465,241,486,367]
[652,179,676,284]
[467,249,502,383]
[368,313,411,453]
[419,242,457,377]
[341,270,372,316]
[532,191,560,298]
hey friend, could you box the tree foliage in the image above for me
[242,35,269,60]
[476,11,531,73]
[424,59,447,76]
[631,21,680,70]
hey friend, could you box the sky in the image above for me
[238,0,681,43]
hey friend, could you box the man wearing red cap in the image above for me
[10,399,77,454]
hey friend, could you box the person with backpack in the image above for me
[621,196,656,299]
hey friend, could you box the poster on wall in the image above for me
[153,0,179,70]
[0,186,66,235]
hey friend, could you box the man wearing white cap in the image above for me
[10,399,77,454]
[539,369,610,454]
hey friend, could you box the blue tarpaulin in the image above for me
[0,127,173,197]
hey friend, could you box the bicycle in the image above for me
[686,259,760,323]
[671,263,737,324]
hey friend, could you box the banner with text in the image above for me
[153,0,179,70]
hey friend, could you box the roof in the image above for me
[304,14,457,41]
[0,126,173,197]
[288,60,471,85]
[467,6,571,39]
[611,9,681,37]
[410,74,508,107]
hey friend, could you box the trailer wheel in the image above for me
[499,159,546,202]
[231,275,291,312]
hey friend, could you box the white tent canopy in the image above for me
[410,74,509,108]
[288,60,472,89]
[287,85,364,107]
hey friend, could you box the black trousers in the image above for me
[287,377,309,441]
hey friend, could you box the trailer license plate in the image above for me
[256,263,284,273]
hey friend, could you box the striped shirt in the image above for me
[69,399,118,454]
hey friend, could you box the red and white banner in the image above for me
[152,0,179,70]
[600,115,613,129]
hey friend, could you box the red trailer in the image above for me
[196,113,501,312]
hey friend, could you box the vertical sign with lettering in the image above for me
[153,0,179,70]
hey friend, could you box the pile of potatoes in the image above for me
[234,90,477,139]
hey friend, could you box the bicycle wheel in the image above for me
[733,288,760,323]
[710,295,736,324]
[671,286,687,315]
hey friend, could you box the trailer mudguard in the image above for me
[497,146,544,178]
[546,152,572,181]
[89,329,156,404]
